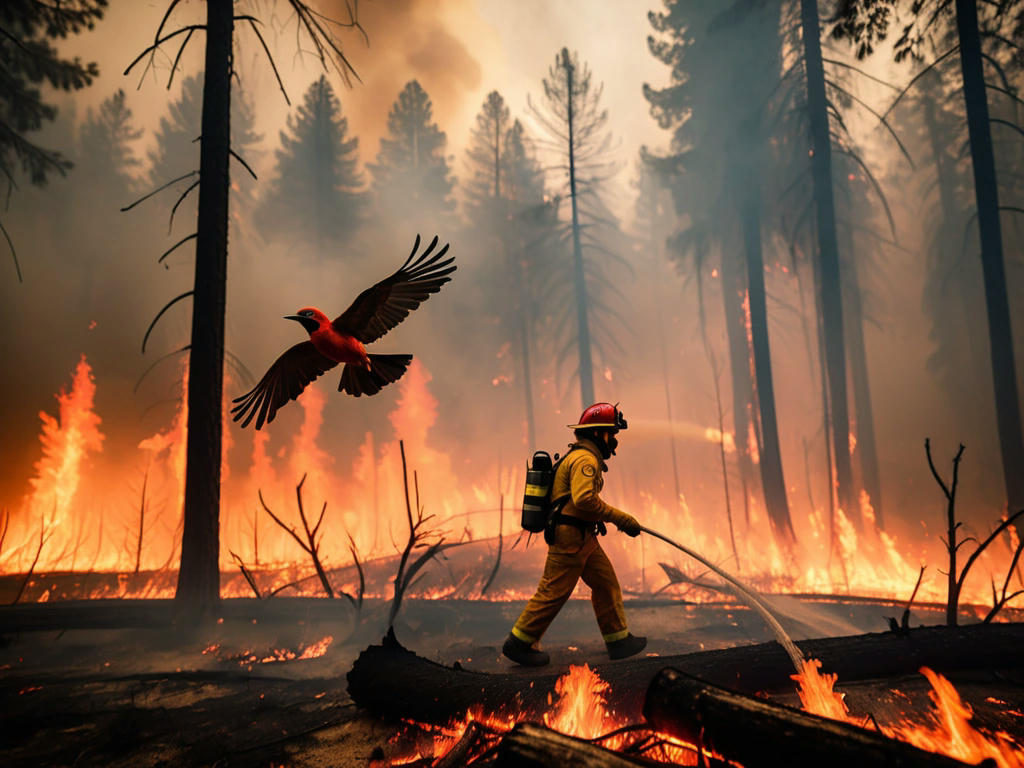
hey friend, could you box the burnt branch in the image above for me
[480,493,504,595]
[157,232,197,265]
[11,519,52,605]
[120,170,198,212]
[258,475,335,599]
[0,507,9,556]
[388,440,466,626]
[167,178,200,232]
[242,18,290,106]
[0,215,20,283]
[123,24,207,78]
[141,290,193,354]
[229,550,262,599]
[134,468,149,574]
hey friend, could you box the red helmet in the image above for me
[567,402,628,431]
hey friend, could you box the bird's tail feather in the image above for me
[339,354,412,397]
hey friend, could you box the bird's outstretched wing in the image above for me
[231,341,338,429]
[332,234,456,344]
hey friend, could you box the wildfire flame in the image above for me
[794,659,1024,767]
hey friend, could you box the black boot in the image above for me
[606,633,647,660]
[502,633,550,667]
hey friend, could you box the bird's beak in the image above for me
[284,314,320,334]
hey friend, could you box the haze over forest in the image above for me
[2,0,1023,598]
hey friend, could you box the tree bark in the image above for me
[800,0,856,524]
[563,49,595,407]
[345,623,1024,726]
[840,217,883,528]
[954,0,1024,514]
[721,246,755,524]
[643,668,972,768]
[742,184,795,543]
[176,0,233,617]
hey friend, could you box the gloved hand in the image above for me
[615,513,642,537]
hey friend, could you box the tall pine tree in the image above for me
[369,80,455,231]
[77,89,140,193]
[257,75,365,248]
[0,0,105,280]
[146,74,261,228]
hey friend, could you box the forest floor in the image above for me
[4,596,1024,767]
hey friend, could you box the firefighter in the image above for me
[502,402,647,666]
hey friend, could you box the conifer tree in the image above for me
[528,48,627,409]
[258,75,365,247]
[77,89,141,192]
[463,90,511,221]
[147,74,262,226]
[0,0,106,280]
[369,80,455,229]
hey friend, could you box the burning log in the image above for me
[487,722,676,767]
[643,667,973,768]
[346,623,1024,725]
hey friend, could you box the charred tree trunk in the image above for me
[518,285,537,449]
[800,0,855,524]
[176,0,233,616]
[563,49,595,407]
[843,249,882,527]
[921,77,988,387]
[643,668,972,768]
[742,182,794,544]
[954,0,1024,513]
[721,246,755,524]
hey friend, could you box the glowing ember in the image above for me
[203,636,333,665]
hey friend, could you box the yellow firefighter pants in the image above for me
[511,525,629,645]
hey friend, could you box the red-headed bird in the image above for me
[232,234,455,430]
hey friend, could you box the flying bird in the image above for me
[231,234,455,430]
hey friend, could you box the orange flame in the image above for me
[888,668,1024,768]
[3,356,104,572]
[543,663,618,739]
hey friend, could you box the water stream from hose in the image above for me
[641,525,805,673]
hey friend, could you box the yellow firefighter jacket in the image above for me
[554,438,637,532]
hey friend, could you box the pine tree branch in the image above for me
[141,290,193,354]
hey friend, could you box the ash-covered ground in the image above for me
[3,597,1023,767]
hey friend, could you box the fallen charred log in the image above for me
[484,722,687,768]
[644,668,971,768]
[346,622,1024,725]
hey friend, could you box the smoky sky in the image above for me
[2,0,1023,582]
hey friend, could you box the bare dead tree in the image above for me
[345,531,365,611]
[984,527,1024,623]
[258,475,335,598]
[0,507,9,557]
[708,347,740,571]
[480,493,504,595]
[12,519,52,605]
[389,440,467,627]
[124,0,364,618]
[134,468,149,575]
[926,438,1024,625]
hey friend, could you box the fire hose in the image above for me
[640,525,805,673]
